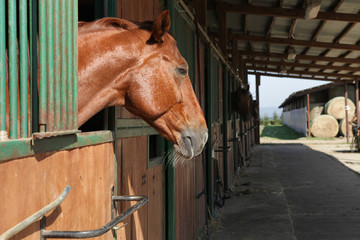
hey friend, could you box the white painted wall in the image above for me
[282,108,307,136]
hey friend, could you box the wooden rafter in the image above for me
[246,59,360,72]
[226,33,360,51]
[238,50,360,64]
[207,3,360,22]
[247,71,341,82]
[240,50,360,64]
[246,66,358,79]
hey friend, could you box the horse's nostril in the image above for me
[185,136,193,147]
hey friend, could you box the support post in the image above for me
[307,94,311,137]
[344,81,349,143]
[356,79,360,126]
[255,74,260,144]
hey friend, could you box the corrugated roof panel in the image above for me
[305,47,328,56]
[282,0,303,9]
[253,0,278,7]
[270,18,291,38]
[252,42,267,52]
[346,51,360,58]
[227,13,244,31]
[316,21,349,43]
[247,15,270,34]
[324,49,348,57]
[295,19,325,41]
[336,0,360,14]
[315,61,330,65]
[338,24,360,45]
[269,43,288,53]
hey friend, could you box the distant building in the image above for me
[279,82,359,137]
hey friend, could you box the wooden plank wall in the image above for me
[0,142,115,240]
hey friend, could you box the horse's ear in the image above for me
[148,10,171,44]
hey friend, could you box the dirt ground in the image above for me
[261,137,360,174]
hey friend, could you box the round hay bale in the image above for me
[310,115,339,138]
[310,103,325,120]
[324,96,355,120]
[339,114,354,137]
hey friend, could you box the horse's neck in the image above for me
[77,30,143,126]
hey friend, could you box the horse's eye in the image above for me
[176,68,188,76]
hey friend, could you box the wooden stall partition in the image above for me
[117,0,163,21]
[227,120,235,185]
[175,162,196,240]
[0,142,115,240]
[116,136,164,240]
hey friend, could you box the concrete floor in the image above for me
[211,140,360,240]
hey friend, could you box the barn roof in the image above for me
[278,81,345,108]
[204,0,360,82]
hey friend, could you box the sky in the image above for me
[248,74,331,108]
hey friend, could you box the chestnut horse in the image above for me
[231,85,252,120]
[78,11,208,163]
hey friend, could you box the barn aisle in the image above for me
[212,143,360,240]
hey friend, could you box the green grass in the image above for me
[260,124,305,140]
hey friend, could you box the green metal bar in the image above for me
[47,0,55,132]
[20,0,28,138]
[39,0,47,132]
[54,0,61,131]
[60,0,67,130]
[0,130,114,162]
[73,0,78,129]
[205,47,213,215]
[30,0,39,134]
[67,0,73,130]
[0,0,6,137]
[8,0,17,139]
[222,68,229,190]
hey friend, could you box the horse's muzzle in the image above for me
[176,127,208,159]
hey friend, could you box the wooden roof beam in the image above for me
[246,59,360,72]
[228,33,360,51]
[208,3,360,22]
[247,71,341,82]
[247,66,357,78]
[238,50,360,64]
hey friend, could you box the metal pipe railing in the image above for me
[0,186,71,240]
[39,0,47,132]
[41,195,149,239]
[66,0,74,130]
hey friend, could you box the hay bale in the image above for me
[324,96,355,120]
[310,115,339,138]
[339,114,354,137]
[309,103,325,120]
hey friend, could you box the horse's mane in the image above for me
[78,17,154,34]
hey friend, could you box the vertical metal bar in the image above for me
[20,0,28,138]
[73,0,78,129]
[307,94,311,137]
[0,0,6,139]
[67,0,73,129]
[60,0,68,130]
[344,82,349,143]
[30,0,39,134]
[39,0,47,132]
[8,0,17,139]
[356,79,360,126]
[47,0,55,132]
[54,0,61,131]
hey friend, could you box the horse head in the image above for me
[231,85,252,120]
[78,10,208,164]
